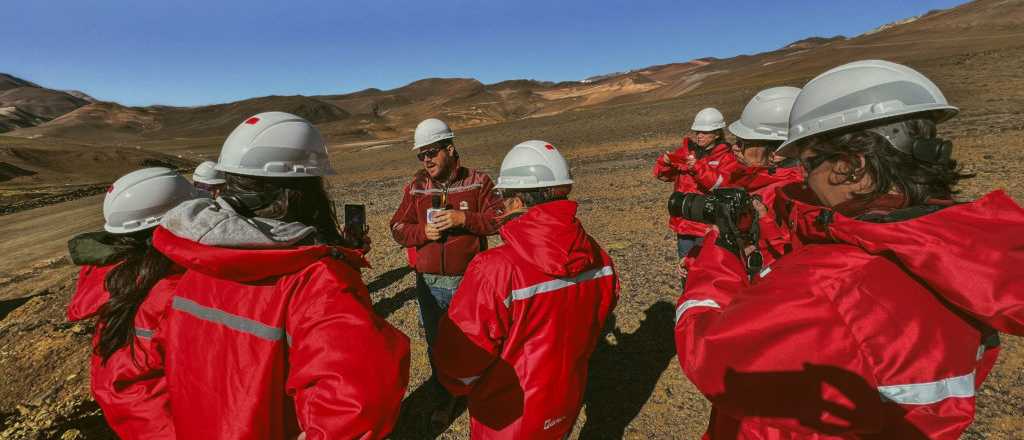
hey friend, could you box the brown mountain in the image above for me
[3,0,1023,184]
[0,74,89,128]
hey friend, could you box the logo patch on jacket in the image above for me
[544,416,566,430]
[460,200,469,210]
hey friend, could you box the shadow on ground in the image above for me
[580,301,677,439]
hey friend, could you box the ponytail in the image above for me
[96,231,172,362]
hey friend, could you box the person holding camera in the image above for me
[689,87,804,194]
[674,60,1024,439]
[685,87,805,265]
[653,108,733,284]
[151,112,410,440]
[389,117,503,430]
[432,140,619,439]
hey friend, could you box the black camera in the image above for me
[667,188,763,274]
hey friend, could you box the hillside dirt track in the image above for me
[4,7,1024,440]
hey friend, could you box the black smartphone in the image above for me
[344,204,367,244]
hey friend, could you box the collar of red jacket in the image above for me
[773,183,1024,333]
[499,199,599,278]
[152,226,368,282]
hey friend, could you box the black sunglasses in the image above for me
[801,153,837,174]
[417,146,445,161]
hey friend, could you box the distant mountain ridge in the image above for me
[2,0,1020,144]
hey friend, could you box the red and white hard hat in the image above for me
[495,140,573,190]
[216,112,335,177]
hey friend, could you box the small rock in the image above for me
[61,429,83,440]
[70,324,89,335]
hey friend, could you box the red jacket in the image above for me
[653,138,731,236]
[151,226,410,440]
[688,155,804,266]
[67,264,177,440]
[675,188,1024,439]
[433,200,619,439]
[690,152,804,194]
[390,164,503,275]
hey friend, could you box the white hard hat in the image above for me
[215,112,335,177]
[104,167,200,234]
[728,86,801,142]
[413,118,455,150]
[776,60,958,157]
[495,140,573,190]
[193,161,225,185]
[691,107,726,131]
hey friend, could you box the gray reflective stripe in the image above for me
[135,327,154,339]
[503,266,614,307]
[458,375,480,385]
[710,174,725,190]
[877,371,975,405]
[674,299,721,323]
[759,266,773,278]
[172,297,285,342]
[410,183,483,195]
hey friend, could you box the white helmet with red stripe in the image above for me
[216,112,335,177]
[495,140,573,190]
[104,167,201,234]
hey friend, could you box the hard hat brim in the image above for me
[728,120,786,142]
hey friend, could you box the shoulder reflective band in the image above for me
[135,327,155,339]
[504,265,614,308]
[877,370,975,405]
[410,183,483,195]
[675,299,722,323]
[172,297,285,342]
[710,174,725,190]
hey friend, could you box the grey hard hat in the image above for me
[728,86,801,142]
[776,60,958,158]
[104,167,201,234]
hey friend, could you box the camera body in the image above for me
[668,188,763,272]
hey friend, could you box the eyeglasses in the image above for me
[417,147,445,161]
[800,153,837,174]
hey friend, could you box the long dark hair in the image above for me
[222,173,344,245]
[96,230,172,361]
[805,117,972,206]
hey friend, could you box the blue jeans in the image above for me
[677,235,704,258]
[415,273,462,395]
[677,235,704,289]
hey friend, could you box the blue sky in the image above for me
[3,0,965,107]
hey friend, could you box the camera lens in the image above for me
[668,192,712,224]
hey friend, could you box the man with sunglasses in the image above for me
[389,117,503,432]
